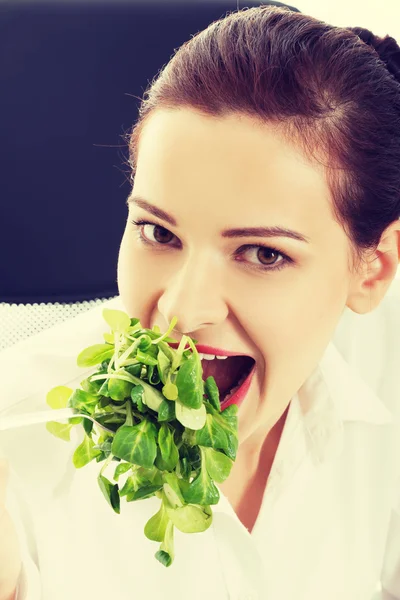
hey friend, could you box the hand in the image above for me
[0,459,22,600]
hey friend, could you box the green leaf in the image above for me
[194,414,227,450]
[144,501,170,542]
[45,421,73,442]
[135,397,147,414]
[156,348,171,385]
[155,550,172,568]
[93,440,112,458]
[131,384,145,407]
[175,352,204,409]
[76,344,115,368]
[119,467,154,497]
[119,465,163,500]
[82,417,94,437]
[165,503,213,534]
[178,457,192,481]
[154,424,179,472]
[98,474,120,514]
[68,389,99,414]
[155,519,175,567]
[143,466,164,487]
[182,468,220,505]
[136,349,158,366]
[125,363,142,378]
[147,364,161,385]
[162,472,185,508]
[126,484,162,502]
[119,475,136,497]
[102,308,131,333]
[97,413,124,427]
[103,332,115,344]
[46,386,73,409]
[111,422,158,469]
[107,369,133,401]
[80,375,103,396]
[195,405,238,460]
[157,399,176,422]
[113,462,132,481]
[138,334,152,352]
[175,399,206,430]
[127,375,164,413]
[211,404,239,460]
[72,435,102,468]
[98,379,109,396]
[162,380,178,401]
[158,342,176,364]
[203,447,234,483]
[204,376,221,412]
[151,315,178,346]
[97,397,112,409]
[181,449,220,505]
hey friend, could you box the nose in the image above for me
[157,251,229,335]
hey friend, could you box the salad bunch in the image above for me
[46,308,238,567]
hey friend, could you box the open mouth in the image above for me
[200,355,256,406]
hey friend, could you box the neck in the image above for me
[241,403,290,474]
[220,403,290,495]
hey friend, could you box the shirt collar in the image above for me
[315,340,392,425]
[239,338,394,513]
[286,340,393,468]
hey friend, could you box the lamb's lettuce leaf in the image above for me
[45,308,239,567]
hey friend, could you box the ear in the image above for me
[346,219,400,314]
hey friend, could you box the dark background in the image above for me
[0,1,298,303]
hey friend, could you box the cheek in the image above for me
[117,230,131,296]
[245,270,348,375]
[117,230,163,317]
[242,280,347,422]
[117,230,144,304]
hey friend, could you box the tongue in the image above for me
[201,356,251,396]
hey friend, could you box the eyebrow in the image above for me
[126,195,311,244]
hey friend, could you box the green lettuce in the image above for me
[45,308,238,567]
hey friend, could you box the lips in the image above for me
[168,341,255,360]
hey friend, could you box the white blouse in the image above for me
[1,281,399,600]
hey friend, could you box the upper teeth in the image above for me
[198,352,228,360]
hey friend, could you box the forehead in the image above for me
[134,109,334,230]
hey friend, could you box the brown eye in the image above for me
[144,224,175,244]
[234,243,291,272]
[256,247,280,266]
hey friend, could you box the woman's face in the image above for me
[117,108,356,449]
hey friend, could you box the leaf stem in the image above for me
[99,452,114,477]
[151,316,178,346]
[125,400,134,426]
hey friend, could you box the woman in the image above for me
[1,4,400,599]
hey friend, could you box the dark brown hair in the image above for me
[125,6,400,273]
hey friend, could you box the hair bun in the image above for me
[350,26,400,84]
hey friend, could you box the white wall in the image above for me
[296,0,400,40]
